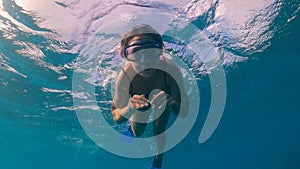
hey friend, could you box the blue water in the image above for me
[1,0,300,169]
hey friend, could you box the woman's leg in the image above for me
[131,122,147,137]
[152,109,171,168]
[130,109,151,137]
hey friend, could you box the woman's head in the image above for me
[120,25,164,59]
[120,25,164,75]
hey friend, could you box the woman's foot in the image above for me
[151,154,163,169]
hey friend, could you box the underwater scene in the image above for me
[0,0,299,169]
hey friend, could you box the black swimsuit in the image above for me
[128,68,171,98]
[120,64,172,111]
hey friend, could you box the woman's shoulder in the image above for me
[160,57,184,83]
[122,62,132,71]
[116,63,131,83]
[160,57,180,72]
[116,62,138,85]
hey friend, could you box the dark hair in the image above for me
[120,25,164,58]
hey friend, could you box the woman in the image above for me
[111,25,188,169]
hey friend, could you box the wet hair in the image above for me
[120,25,164,58]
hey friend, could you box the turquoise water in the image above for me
[1,0,300,169]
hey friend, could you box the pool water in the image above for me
[0,0,299,169]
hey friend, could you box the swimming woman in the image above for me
[111,25,189,169]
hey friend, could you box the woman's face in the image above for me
[125,35,162,76]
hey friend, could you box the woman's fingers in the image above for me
[131,98,147,104]
[129,92,170,110]
[131,98,149,105]
[130,94,149,109]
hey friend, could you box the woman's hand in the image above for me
[150,91,172,112]
[129,94,151,124]
[129,94,150,110]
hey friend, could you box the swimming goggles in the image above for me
[124,40,163,61]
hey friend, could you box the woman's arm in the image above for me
[111,102,133,124]
[112,95,150,124]
[111,68,150,124]
[111,69,132,123]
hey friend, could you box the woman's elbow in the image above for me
[113,116,124,124]
[112,109,127,124]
